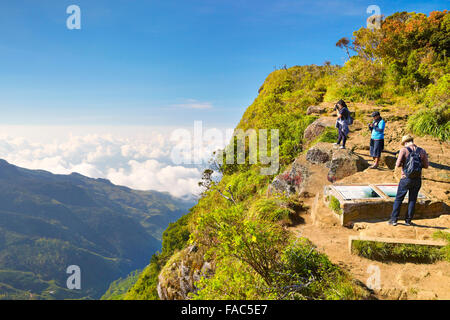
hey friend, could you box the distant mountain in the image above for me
[0,159,194,299]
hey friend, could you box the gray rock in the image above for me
[306,142,333,164]
[268,159,310,196]
[327,148,369,180]
[306,105,327,115]
[303,117,337,143]
[157,243,214,300]
[306,142,369,181]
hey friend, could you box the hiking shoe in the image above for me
[333,143,340,146]
[340,146,346,149]
[388,220,397,226]
[405,221,415,226]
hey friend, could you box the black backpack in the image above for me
[346,114,354,125]
[404,147,422,178]
[342,107,353,125]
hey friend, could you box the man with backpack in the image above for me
[388,135,429,226]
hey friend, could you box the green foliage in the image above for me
[407,105,450,141]
[309,127,339,147]
[191,238,369,300]
[325,57,385,102]
[248,197,293,223]
[190,257,272,300]
[194,203,291,285]
[125,211,193,300]
[124,256,161,300]
[191,183,367,300]
[423,74,450,108]
[433,231,450,262]
[101,270,140,300]
[328,196,342,215]
[352,240,444,263]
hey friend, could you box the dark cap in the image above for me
[371,111,380,117]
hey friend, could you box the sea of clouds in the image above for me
[0,125,228,199]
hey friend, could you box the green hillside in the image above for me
[101,270,141,300]
[125,10,449,300]
[0,159,193,300]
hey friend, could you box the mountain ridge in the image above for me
[0,158,194,299]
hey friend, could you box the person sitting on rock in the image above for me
[334,99,350,149]
[368,111,385,169]
[388,135,429,226]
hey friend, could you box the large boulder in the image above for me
[303,117,336,143]
[268,159,311,196]
[306,142,333,164]
[306,105,327,115]
[327,148,370,180]
[306,142,369,181]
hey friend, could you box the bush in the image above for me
[248,198,293,223]
[407,105,450,141]
[328,196,342,215]
[352,240,444,263]
[433,231,450,262]
[309,127,339,146]
[324,57,385,102]
[191,238,370,300]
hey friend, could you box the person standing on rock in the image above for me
[388,135,429,226]
[368,111,385,169]
[334,99,350,149]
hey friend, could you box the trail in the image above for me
[288,102,450,300]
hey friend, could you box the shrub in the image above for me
[328,196,342,215]
[352,240,444,263]
[324,57,385,102]
[313,127,339,145]
[433,231,450,262]
[248,198,293,223]
[407,105,450,141]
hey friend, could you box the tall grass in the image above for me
[407,105,450,141]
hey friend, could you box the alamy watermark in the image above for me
[366,5,382,30]
[66,265,81,290]
[366,264,381,290]
[67,5,81,30]
[169,121,279,175]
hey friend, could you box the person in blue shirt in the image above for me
[368,111,385,169]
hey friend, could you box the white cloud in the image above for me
[174,99,214,110]
[0,126,228,198]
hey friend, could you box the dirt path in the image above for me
[288,102,450,300]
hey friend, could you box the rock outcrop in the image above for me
[303,117,336,143]
[306,105,327,115]
[306,142,369,181]
[157,244,213,300]
[268,158,311,196]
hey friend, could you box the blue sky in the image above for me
[0,0,448,128]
